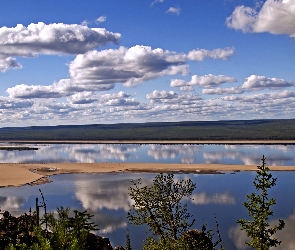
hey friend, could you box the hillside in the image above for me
[0,119,294,141]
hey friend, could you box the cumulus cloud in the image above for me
[146,90,178,103]
[0,22,121,57]
[226,0,295,39]
[187,47,234,61]
[241,75,294,90]
[166,7,181,16]
[0,97,33,109]
[226,5,257,32]
[0,57,22,72]
[68,46,189,88]
[67,91,97,104]
[6,84,65,99]
[146,90,202,104]
[189,74,237,87]
[202,87,244,95]
[171,74,237,90]
[5,44,236,98]
[222,90,295,103]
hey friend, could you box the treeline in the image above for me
[0,119,295,141]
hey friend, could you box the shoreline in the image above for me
[1,140,295,145]
[1,162,295,188]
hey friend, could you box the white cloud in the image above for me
[146,90,202,104]
[226,0,295,39]
[166,7,181,16]
[151,0,164,6]
[0,97,33,109]
[101,91,131,100]
[96,16,107,24]
[146,90,178,103]
[241,75,294,90]
[67,91,97,104]
[202,87,244,95]
[0,22,121,71]
[226,5,257,32]
[187,47,234,61]
[7,45,189,98]
[190,74,237,87]
[5,44,236,99]
[179,86,194,92]
[65,45,190,88]
[6,84,65,99]
[171,74,237,89]
[222,90,295,103]
[0,57,22,72]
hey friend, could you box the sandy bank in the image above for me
[1,162,295,188]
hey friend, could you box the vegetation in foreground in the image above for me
[238,155,285,249]
[0,156,285,249]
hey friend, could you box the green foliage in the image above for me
[0,206,104,250]
[142,226,215,250]
[238,155,285,250]
[42,207,99,250]
[127,173,196,245]
[0,210,38,249]
[125,230,132,250]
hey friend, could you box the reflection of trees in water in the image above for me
[229,209,295,250]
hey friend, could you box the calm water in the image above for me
[0,144,295,249]
[0,172,294,250]
[0,143,295,165]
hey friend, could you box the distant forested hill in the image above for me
[0,119,294,141]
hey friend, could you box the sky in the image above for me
[0,0,295,127]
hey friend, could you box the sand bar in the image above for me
[1,162,295,188]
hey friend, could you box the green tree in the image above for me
[127,173,196,245]
[43,207,99,250]
[125,230,132,250]
[238,155,285,250]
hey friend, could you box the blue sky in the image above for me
[0,0,294,127]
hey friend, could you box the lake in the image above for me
[0,143,295,249]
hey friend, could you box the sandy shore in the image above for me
[1,162,295,188]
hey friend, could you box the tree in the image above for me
[238,155,285,250]
[127,173,196,245]
[125,230,132,250]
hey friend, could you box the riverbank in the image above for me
[1,162,295,187]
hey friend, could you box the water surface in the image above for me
[0,172,294,250]
[0,143,294,165]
